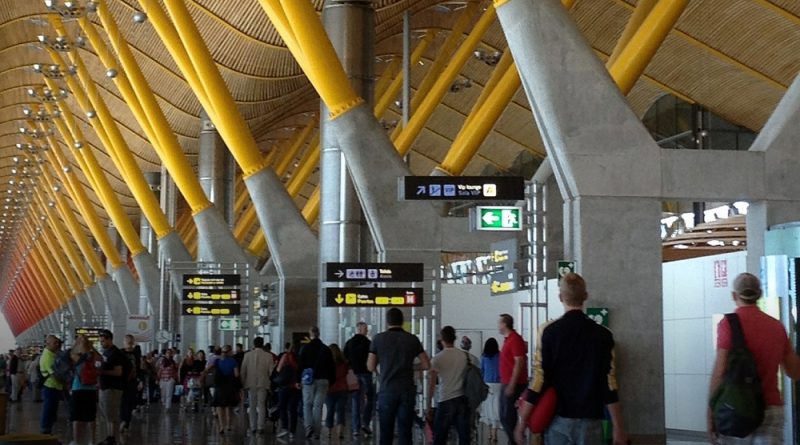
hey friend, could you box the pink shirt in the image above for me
[717,306,790,406]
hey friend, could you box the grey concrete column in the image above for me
[533,160,564,279]
[138,171,162,315]
[563,197,664,437]
[319,0,375,342]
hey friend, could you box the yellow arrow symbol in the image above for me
[335,294,344,304]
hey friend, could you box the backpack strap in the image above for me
[725,313,746,349]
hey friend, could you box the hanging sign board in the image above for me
[126,315,153,342]
[475,206,523,231]
[400,176,525,201]
[490,270,519,296]
[324,287,424,307]
[219,318,242,331]
[183,274,241,287]
[74,327,102,344]
[182,303,241,316]
[181,288,241,301]
[324,263,424,283]
[490,238,519,271]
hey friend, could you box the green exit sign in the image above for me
[476,206,523,231]
[219,318,242,331]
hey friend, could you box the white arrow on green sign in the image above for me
[476,206,522,231]
[219,318,241,331]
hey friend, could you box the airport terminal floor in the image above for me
[3,395,705,445]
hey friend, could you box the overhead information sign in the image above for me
[490,270,519,296]
[182,288,240,302]
[400,176,525,201]
[475,206,523,231]
[74,327,102,344]
[182,303,241,316]
[490,238,519,271]
[325,287,424,307]
[325,262,424,283]
[219,318,242,331]
[183,274,241,287]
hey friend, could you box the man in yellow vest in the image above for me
[39,334,64,434]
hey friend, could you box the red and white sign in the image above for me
[714,260,728,288]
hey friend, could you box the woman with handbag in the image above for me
[324,344,349,439]
[274,343,300,440]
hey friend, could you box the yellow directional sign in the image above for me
[324,287,424,307]
[181,289,240,301]
[490,270,518,296]
[183,274,241,287]
[182,303,241,316]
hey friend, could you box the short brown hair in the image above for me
[560,273,588,306]
[499,314,514,330]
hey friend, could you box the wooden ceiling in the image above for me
[0,0,798,246]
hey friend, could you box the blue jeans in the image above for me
[545,416,603,445]
[325,391,348,428]
[499,384,526,445]
[351,373,375,432]
[378,388,416,445]
[40,387,61,434]
[433,396,470,445]
[278,387,299,433]
[302,379,329,434]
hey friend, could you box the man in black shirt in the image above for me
[368,308,430,445]
[516,273,629,445]
[344,322,375,437]
[97,329,130,445]
[8,349,19,402]
[298,327,334,439]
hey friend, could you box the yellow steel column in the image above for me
[30,242,69,305]
[608,0,690,95]
[374,57,402,102]
[390,2,479,139]
[436,62,521,176]
[301,187,321,225]
[33,189,93,288]
[460,50,514,130]
[275,120,317,177]
[606,0,658,67]
[24,223,70,304]
[374,30,435,119]
[80,11,213,215]
[37,147,108,279]
[393,5,496,155]
[39,92,148,257]
[38,223,83,295]
[272,0,363,118]
[145,0,270,177]
[44,50,173,241]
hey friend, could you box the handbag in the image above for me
[271,364,295,387]
[301,368,314,386]
[346,370,359,391]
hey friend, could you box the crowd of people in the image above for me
[12,271,793,444]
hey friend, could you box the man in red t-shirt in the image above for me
[709,273,800,444]
[497,314,528,445]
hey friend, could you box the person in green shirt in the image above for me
[39,335,64,434]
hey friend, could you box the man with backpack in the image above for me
[708,273,800,444]
[515,273,629,445]
[426,326,479,445]
[39,334,64,435]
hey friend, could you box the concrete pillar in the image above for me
[194,109,236,349]
[563,197,663,439]
[319,0,374,343]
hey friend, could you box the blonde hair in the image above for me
[560,273,588,306]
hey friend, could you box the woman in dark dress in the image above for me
[211,345,240,434]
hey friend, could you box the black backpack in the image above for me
[462,352,488,411]
[709,313,765,437]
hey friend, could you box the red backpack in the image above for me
[79,353,99,386]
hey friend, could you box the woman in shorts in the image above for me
[70,334,102,445]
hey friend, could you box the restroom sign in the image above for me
[714,260,728,288]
